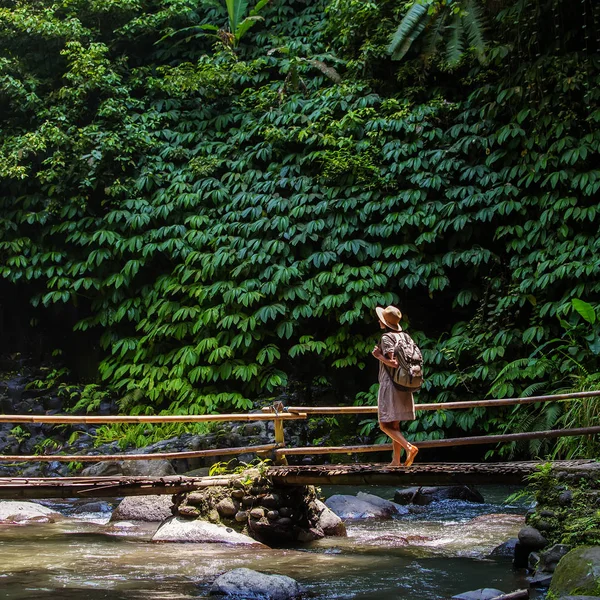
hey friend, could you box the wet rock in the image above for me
[487,537,518,558]
[529,572,553,588]
[325,494,394,520]
[537,543,572,574]
[451,588,504,599]
[549,546,600,598]
[314,500,346,537]
[110,496,173,522]
[81,462,125,477]
[356,492,408,516]
[267,510,279,520]
[558,490,573,506]
[528,552,540,571]
[394,485,484,505]
[235,511,248,523]
[152,516,265,545]
[518,526,548,550]
[0,500,61,523]
[209,568,304,599]
[73,501,112,514]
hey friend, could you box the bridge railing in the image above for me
[0,390,599,465]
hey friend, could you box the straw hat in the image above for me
[376,305,402,331]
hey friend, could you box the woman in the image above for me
[371,305,419,467]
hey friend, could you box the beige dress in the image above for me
[377,332,416,423]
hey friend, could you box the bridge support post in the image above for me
[274,418,287,465]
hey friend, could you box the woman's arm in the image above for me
[372,346,399,368]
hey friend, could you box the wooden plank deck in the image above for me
[0,460,595,499]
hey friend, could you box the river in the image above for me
[0,485,530,599]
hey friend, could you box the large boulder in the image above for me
[0,501,61,523]
[152,516,265,545]
[313,500,346,537]
[518,526,548,550]
[395,486,484,505]
[451,588,504,600]
[549,546,600,598]
[356,492,408,516]
[324,494,394,520]
[111,496,173,522]
[209,568,303,599]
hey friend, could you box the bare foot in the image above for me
[389,460,404,467]
[404,445,419,467]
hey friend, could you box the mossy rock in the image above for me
[549,546,600,598]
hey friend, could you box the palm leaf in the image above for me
[388,1,433,61]
[225,0,250,33]
[235,15,263,40]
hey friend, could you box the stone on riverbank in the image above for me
[152,516,265,545]
[518,526,548,550]
[0,500,61,523]
[394,485,484,505]
[549,546,600,598]
[209,568,304,599]
[111,495,173,522]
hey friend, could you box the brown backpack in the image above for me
[386,331,424,392]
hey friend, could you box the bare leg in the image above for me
[379,421,418,467]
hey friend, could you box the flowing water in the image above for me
[0,486,530,599]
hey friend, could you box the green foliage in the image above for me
[1,0,599,457]
[488,299,600,459]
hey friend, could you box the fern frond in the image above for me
[520,382,547,397]
[421,8,448,61]
[445,15,465,67]
[388,1,433,61]
[462,0,487,63]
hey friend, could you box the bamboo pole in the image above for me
[0,413,306,424]
[273,425,600,456]
[262,390,600,415]
[0,443,279,462]
[273,419,287,465]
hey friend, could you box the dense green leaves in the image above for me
[1,0,599,451]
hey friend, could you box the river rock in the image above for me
[518,526,548,550]
[549,546,600,598]
[451,588,504,600]
[152,516,264,545]
[81,459,175,477]
[314,500,346,537]
[395,485,484,505]
[209,568,304,599]
[73,501,113,514]
[356,492,408,516]
[537,543,572,573]
[111,495,173,522]
[324,494,394,520]
[487,537,519,558]
[0,500,61,523]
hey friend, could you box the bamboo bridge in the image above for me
[0,390,599,499]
